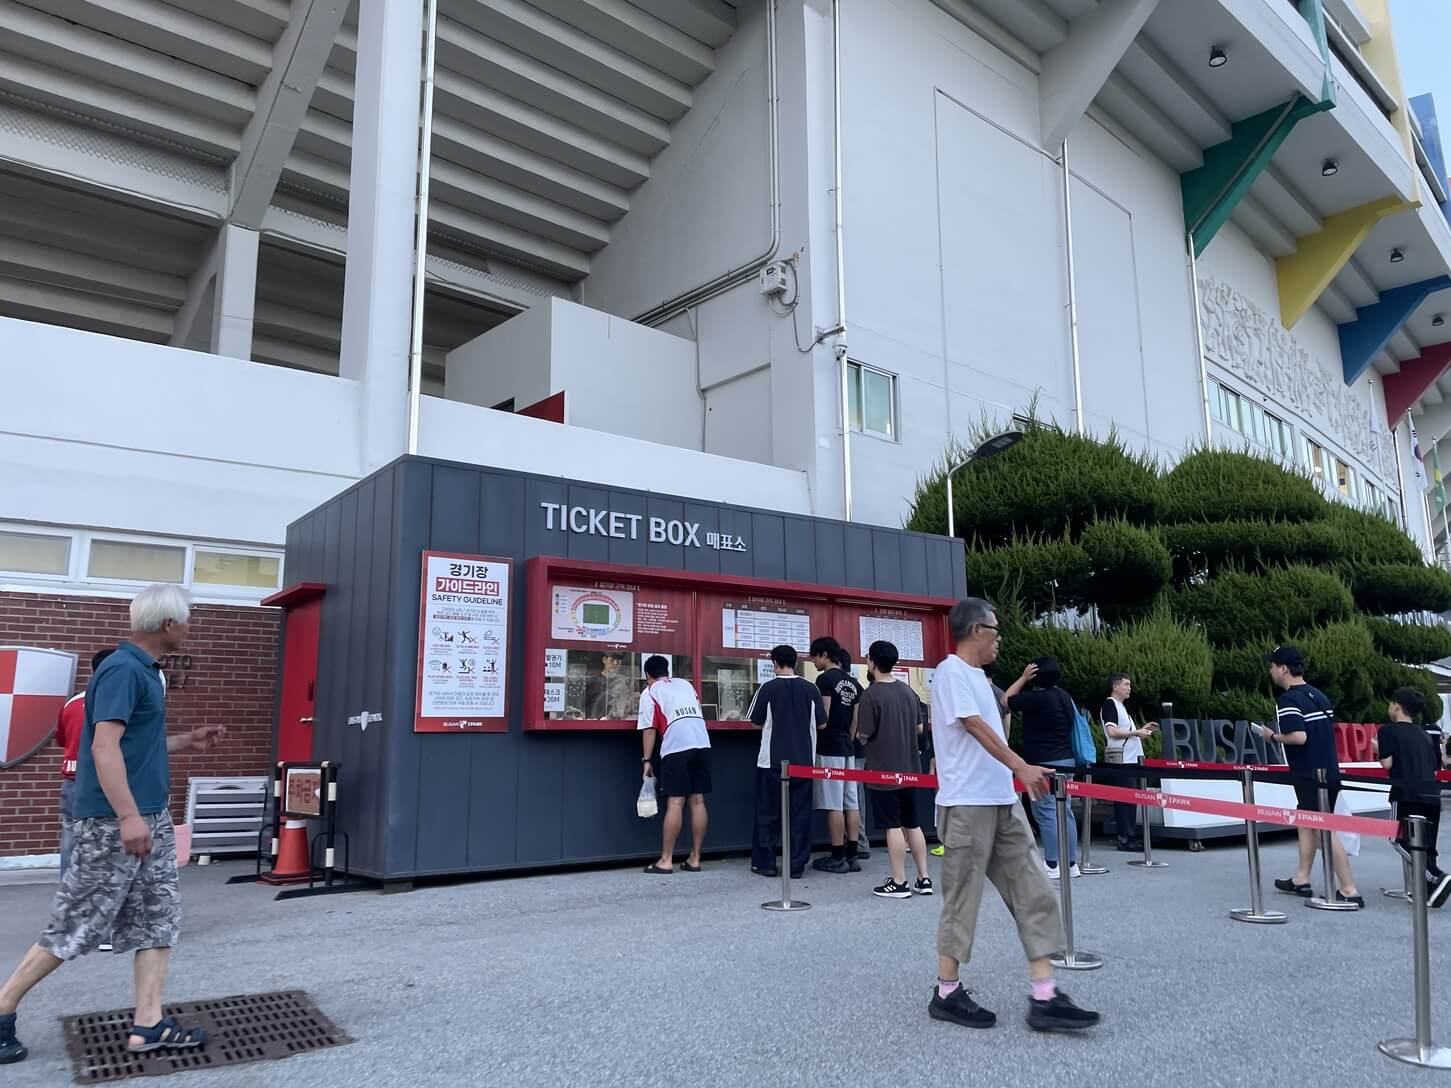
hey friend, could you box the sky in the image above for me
[1390,0,1451,129]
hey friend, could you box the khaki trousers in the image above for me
[936,803,1062,965]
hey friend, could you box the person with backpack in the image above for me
[1007,657,1079,878]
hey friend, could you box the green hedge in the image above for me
[1079,518,1172,613]
[1210,643,1273,695]
[1159,519,1344,574]
[1324,502,1422,566]
[1346,563,1451,615]
[1298,621,1377,719]
[905,425,1160,543]
[965,534,1089,616]
[1172,565,1354,646]
[1160,448,1325,524]
[1191,688,1278,724]
[1363,616,1451,665]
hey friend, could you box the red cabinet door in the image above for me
[276,597,321,763]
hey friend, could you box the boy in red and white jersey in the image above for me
[638,655,711,874]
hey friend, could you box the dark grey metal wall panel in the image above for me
[717,507,753,578]
[813,522,847,587]
[560,740,656,860]
[607,490,648,567]
[950,539,968,599]
[479,473,527,558]
[431,465,481,553]
[750,513,785,581]
[899,534,928,596]
[925,538,953,601]
[525,478,570,560]
[565,484,611,562]
[843,525,874,587]
[681,501,720,574]
[382,460,433,877]
[646,495,688,570]
[871,530,903,594]
[414,740,471,872]
[464,736,519,870]
[515,740,565,863]
[359,471,393,876]
[782,517,815,584]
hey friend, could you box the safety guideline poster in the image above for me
[415,552,512,732]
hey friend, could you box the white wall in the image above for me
[445,299,701,451]
[418,396,813,513]
[0,317,360,544]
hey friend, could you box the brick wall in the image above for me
[0,591,279,857]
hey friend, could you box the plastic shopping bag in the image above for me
[637,777,659,819]
[1333,791,1360,857]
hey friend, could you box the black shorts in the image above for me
[870,787,920,830]
[657,748,712,798]
[1293,780,1340,813]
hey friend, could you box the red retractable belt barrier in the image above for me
[784,764,1399,838]
[1144,758,1451,783]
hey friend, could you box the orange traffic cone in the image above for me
[259,819,313,885]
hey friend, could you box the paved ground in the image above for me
[0,830,1446,1087]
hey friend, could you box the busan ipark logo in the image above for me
[0,647,79,769]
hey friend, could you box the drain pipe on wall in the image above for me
[405,0,440,455]
[831,0,852,520]
[1061,139,1085,436]
[633,0,780,327]
[1187,232,1212,441]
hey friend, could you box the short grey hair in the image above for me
[949,597,995,644]
[130,583,192,632]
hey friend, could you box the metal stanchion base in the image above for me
[1381,888,1412,901]
[1049,950,1104,971]
[1077,863,1109,876]
[1305,896,1358,911]
[1230,907,1288,924]
[1378,1040,1451,1069]
[1126,859,1169,869]
[761,900,811,911]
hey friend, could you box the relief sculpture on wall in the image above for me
[1198,277,1397,482]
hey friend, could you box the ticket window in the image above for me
[699,655,806,722]
[543,650,693,722]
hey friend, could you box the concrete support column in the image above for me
[340,0,423,472]
[211,223,258,360]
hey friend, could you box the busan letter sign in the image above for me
[415,552,512,733]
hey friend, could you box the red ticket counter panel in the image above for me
[524,557,953,732]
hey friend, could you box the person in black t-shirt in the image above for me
[748,645,827,879]
[1261,645,1362,907]
[1007,657,1079,877]
[1376,687,1451,908]
[809,637,863,874]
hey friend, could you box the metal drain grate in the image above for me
[62,989,350,1083]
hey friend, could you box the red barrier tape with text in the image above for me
[1144,758,1451,783]
[784,764,1399,838]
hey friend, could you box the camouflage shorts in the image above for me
[38,811,180,961]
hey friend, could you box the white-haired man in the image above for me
[0,584,225,1064]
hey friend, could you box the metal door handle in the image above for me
[298,717,315,724]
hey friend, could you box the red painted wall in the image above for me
[0,592,279,857]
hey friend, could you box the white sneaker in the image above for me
[1069,864,1082,878]
[1046,864,1061,880]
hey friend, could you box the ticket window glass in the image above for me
[544,650,693,722]
[700,655,806,722]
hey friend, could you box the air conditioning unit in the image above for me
[759,262,789,297]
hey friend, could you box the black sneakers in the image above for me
[1027,991,1102,1032]
[0,1013,26,1064]
[812,856,850,874]
[928,986,996,1029]
[1431,873,1451,909]
[1334,890,1365,909]
[1274,878,1312,897]
[751,865,779,878]
[914,877,934,895]
[873,878,912,899]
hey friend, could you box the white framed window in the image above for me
[1303,436,1327,485]
[86,538,187,584]
[1209,378,1293,459]
[846,361,898,441]
[192,548,282,593]
[0,528,72,579]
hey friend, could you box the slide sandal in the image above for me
[643,863,674,874]
[681,861,702,872]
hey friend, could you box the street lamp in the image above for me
[945,430,1025,539]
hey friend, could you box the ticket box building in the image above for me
[271,456,964,882]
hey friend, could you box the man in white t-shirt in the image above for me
[928,598,1100,1034]
[638,656,711,874]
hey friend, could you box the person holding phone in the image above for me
[1099,673,1157,851]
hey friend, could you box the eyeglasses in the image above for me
[975,623,1000,637]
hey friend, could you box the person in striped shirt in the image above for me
[1261,645,1362,908]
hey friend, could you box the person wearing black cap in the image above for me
[1261,645,1363,908]
[1375,687,1451,908]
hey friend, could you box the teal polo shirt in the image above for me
[73,641,170,819]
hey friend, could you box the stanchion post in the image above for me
[1077,772,1108,875]
[1230,767,1286,924]
[1306,768,1355,912]
[1378,816,1451,1068]
[1128,709,1169,870]
[1382,801,1412,902]
[1048,774,1103,971]
[762,760,810,912]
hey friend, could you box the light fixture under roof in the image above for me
[1321,159,1338,177]
[1435,314,1446,328]
[1208,45,1228,68]
[1390,248,1406,264]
